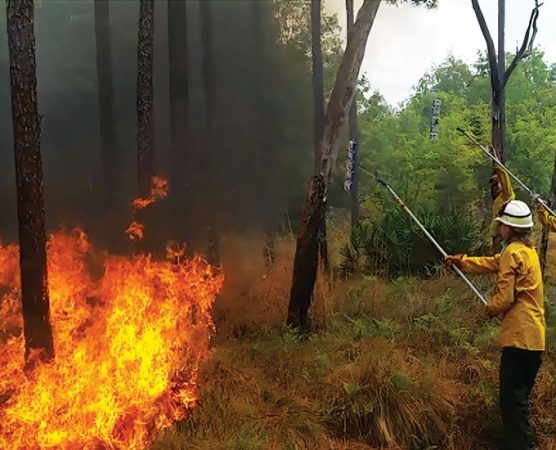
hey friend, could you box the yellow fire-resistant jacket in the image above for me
[459,241,545,351]
[538,209,556,232]
[490,167,515,238]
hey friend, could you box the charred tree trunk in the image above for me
[288,177,326,329]
[199,0,221,261]
[287,0,380,329]
[168,0,188,176]
[137,0,155,196]
[7,0,54,363]
[252,1,277,268]
[94,0,120,212]
[472,0,541,163]
[200,0,215,128]
[346,0,360,232]
[540,151,556,275]
[311,0,329,271]
[311,0,324,175]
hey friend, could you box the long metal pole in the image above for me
[457,128,556,216]
[360,166,488,305]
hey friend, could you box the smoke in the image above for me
[0,1,314,253]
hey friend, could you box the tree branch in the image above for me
[471,0,500,91]
[504,1,542,86]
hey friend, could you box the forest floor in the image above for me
[151,234,556,450]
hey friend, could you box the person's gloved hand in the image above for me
[444,255,463,268]
[532,193,543,207]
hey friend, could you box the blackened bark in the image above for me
[94,0,120,212]
[168,0,188,170]
[318,209,329,271]
[137,0,155,196]
[287,176,326,328]
[287,0,380,329]
[346,0,360,231]
[7,0,54,362]
[200,0,215,128]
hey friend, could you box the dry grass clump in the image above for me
[320,342,463,449]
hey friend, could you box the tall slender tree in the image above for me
[200,0,215,128]
[199,0,220,262]
[471,0,541,163]
[311,0,324,175]
[346,0,360,232]
[137,0,155,195]
[287,0,381,328]
[94,0,120,212]
[7,0,54,363]
[167,0,188,172]
[252,0,277,268]
[287,0,437,329]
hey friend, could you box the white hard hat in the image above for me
[495,200,533,229]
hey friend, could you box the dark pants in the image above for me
[499,347,542,450]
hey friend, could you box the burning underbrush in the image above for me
[0,229,223,449]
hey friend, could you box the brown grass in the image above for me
[151,228,556,450]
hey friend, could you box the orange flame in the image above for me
[127,176,169,242]
[131,177,169,213]
[126,221,145,241]
[0,229,223,449]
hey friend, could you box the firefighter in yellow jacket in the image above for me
[446,200,544,450]
[490,164,515,253]
[536,202,556,232]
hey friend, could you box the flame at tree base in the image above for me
[0,229,223,449]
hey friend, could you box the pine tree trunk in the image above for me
[252,1,277,269]
[198,0,221,260]
[7,0,54,363]
[346,0,360,230]
[168,0,188,174]
[287,0,380,329]
[137,0,155,195]
[200,0,215,128]
[94,0,120,211]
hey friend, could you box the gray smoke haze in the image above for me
[0,0,314,253]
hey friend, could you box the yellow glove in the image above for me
[537,208,549,226]
[444,254,463,268]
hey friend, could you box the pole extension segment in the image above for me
[457,128,556,217]
[360,165,488,305]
